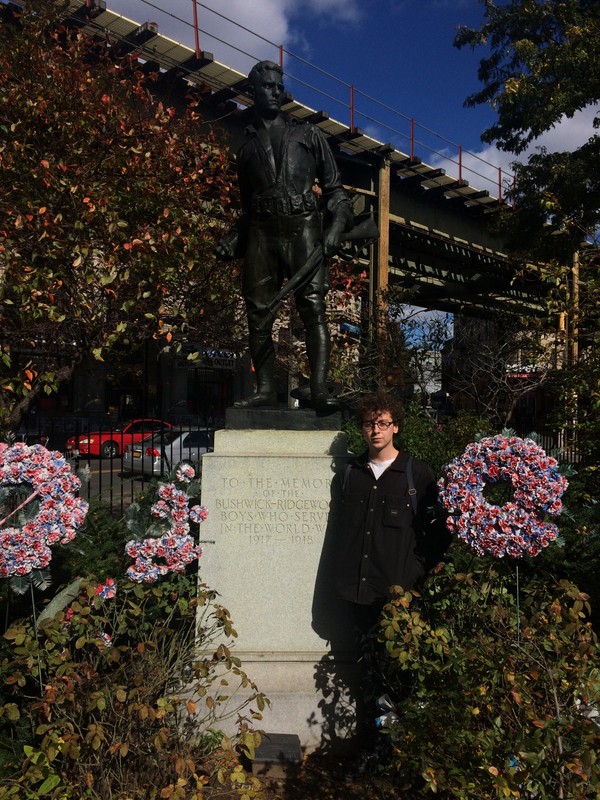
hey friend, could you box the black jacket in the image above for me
[332,451,449,605]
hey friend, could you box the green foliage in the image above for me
[532,466,600,630]
[380,559,600,798]
[400,406,492,475]
[453,1,600,647]
[0,574,267,799]
[0,469,265,798]
[455,0,600,155]
[455,0,599,254]
[0,499,129,630]
[56,499,130,582]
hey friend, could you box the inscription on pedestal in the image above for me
[215,475,331,543]
[200,441,344,655]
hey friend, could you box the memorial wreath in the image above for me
[438,434,568,558]
[125,472,208,583]
[0,442,88,577]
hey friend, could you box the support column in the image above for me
[369,156,391,381]
[375,156,391,300]
[562,250,580,451]
[569,250,580,366]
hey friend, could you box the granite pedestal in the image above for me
[199,412,359,751]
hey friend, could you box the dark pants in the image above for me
[349,601,389,742]
[243,210,329,391]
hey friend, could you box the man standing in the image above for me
[334,390,448,610]
[215,60,354,411]
[331,391,449,764]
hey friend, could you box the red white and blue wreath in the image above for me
[438,434,568,558]
[0,442,88,578]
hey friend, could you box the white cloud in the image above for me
[99,0,361,72]
[525,104,598,154]
[302,0,361,24]
[430,105,598,198]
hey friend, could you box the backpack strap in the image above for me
[342,461,354,493]
[406,455,417,517]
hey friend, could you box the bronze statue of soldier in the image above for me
[215,60,354,412]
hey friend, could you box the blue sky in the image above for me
[100,0,595,198]
[104,0,496,146]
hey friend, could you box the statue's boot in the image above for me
[234,388,277,409]
[234,333,278,409]
[306,324,339,412]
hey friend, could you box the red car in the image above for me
[65,419,173,459]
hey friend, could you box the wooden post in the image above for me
[370,156,391,381]
[376,156,391,298]
[570,249,579,366]
[563,250,580,448]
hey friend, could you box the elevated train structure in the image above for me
[56,0,550,320]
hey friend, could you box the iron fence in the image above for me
[14,415,216,517]
[515,427,582,466]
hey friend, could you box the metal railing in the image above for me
[81,0,514,203]
[14,416,215,516]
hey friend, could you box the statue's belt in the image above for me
[250,191,318,217]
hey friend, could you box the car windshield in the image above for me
[80,425,124,434]
[139,430,180,445]
[181,432,213,447]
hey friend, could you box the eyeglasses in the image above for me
[362,420,394,431]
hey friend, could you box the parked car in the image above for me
[65,418,173,459]
[123,428,214,477]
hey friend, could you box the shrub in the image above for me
[379,558,600,799]
[532,466,600,631]
[1,497,130,631]
[0,577,267,798]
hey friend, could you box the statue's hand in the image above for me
[322,223,344,257]
[214,231,239,261]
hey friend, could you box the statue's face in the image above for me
[252,69,284,119]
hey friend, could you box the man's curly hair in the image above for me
[356,391,405,431]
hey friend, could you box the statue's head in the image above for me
[247,60,283,90]
[247,60,285,119]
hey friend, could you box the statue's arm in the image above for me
[214,156,251,261]
[311,126,354,255]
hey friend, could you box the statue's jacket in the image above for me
[236,113,353,226]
